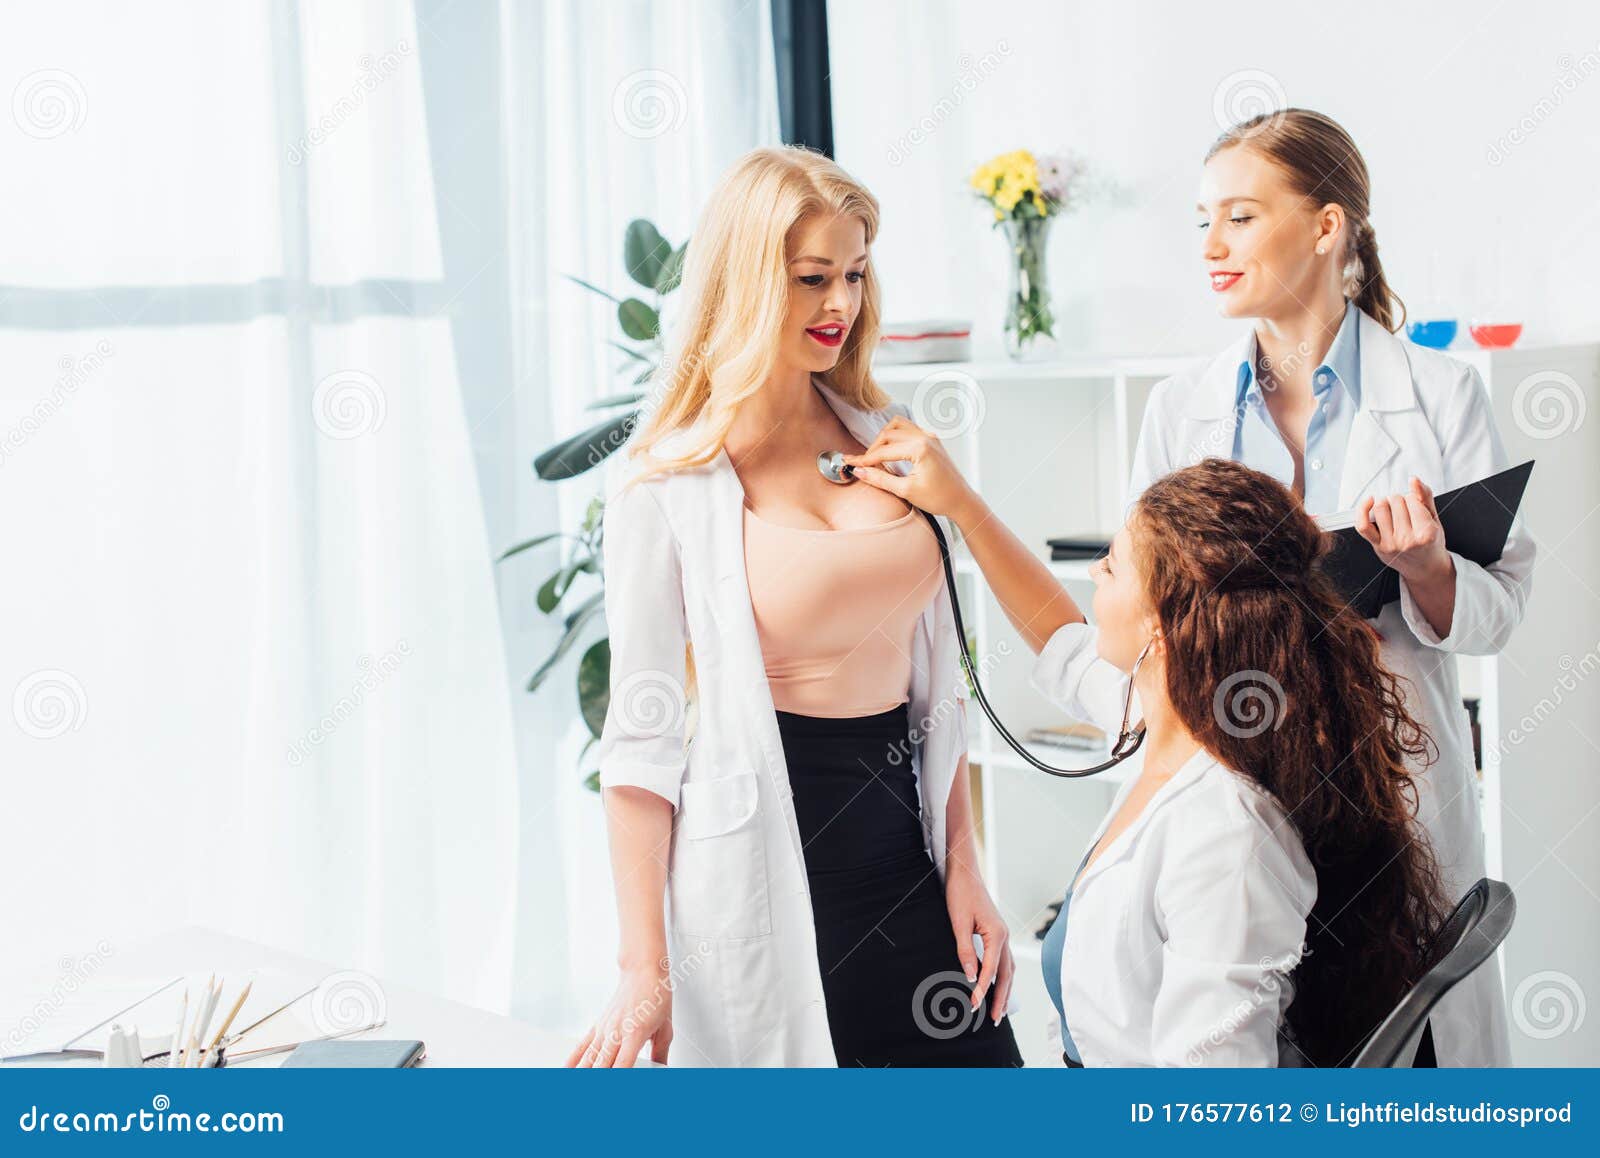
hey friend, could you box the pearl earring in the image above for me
[1315,244,1327,255]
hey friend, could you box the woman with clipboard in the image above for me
[847,109,1533,1066]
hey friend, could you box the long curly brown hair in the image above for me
[1133,458,1447,1066]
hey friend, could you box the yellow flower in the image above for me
[973,148,1048,218]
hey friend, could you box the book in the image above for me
[1047,536,1111,561]
[1024,723,1106,751]
[1315,461,1533,620]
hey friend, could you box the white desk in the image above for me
[2,927,570,1067]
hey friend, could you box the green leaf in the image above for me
[580,495,605,536]
[496,531,567,563]
[563,273,621,304]
[577,638,611,739]
[654,241,688,295]
[624,219,673,291]
[526,594,606,693]
[582,770,601,793]
[617,299,659,342]
[536,553,595,614]
[633,363,657,385]
[585,390,645,411]
[536,568,570,615]
[533,410,639,480]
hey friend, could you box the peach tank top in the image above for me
[742,501,944,718]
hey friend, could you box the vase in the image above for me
[1001,215,1055,359]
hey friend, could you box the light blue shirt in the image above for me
[1231,300,1361,516]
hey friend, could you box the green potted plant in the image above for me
[499,218,686,789]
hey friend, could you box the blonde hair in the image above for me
[625,145,891,482]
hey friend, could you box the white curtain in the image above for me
[495,0,780,1029]
[0,1,519,1012]
[0,0,781,1033]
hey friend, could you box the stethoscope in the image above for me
[818,451,1147,778]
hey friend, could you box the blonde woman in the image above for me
[566,146,1020,1068]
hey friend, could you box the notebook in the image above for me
[1315,461,1533,620]
[279,1039,426,1068]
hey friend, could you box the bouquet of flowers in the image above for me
[969,150,1088,355]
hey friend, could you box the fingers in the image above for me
[650,1023,673,1065]
[1386,493,1414,542]
[972,927,1002,1013]
[1370,494,1394,543]
[614,1026,649,1070]
[991,945,1015,1026]
[844,437,917,470]
[1402,491,1434,538]
[594,1023,625,1069]
[1411,476,1438,516]
[952,917,979,985]
[1354,496,1381,547]
[850,464,910,497]
[576,1027,606,1068]
[565,1026,595,1068]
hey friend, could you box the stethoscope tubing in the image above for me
[818,448,1145,777]
[916,506,1147,778]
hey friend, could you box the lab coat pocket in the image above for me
[670,770,772,941]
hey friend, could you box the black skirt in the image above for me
[775,703,1022,1068]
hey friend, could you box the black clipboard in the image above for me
[1316,461,1533,620]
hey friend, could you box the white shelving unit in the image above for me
[877,340,1600,1066]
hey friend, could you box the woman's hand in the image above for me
[945,861,1014,1026]
[565,961,674,1068]
[1354,476,1457,637]
[842,417,981,522]
[1354,477,1453,584]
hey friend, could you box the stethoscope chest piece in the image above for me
[817,450,856,485]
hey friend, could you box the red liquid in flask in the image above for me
[1469,323,1523,349]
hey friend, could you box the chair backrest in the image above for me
[1349,878,1516,1067]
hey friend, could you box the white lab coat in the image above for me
[1114,308,1533,1066]
[1032,624,1318,1066]
[594,377,971,1067]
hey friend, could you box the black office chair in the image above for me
[1347,877,1517,1067]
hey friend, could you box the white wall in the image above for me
[831,0,1600,1067]
[829,0,1600,358]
